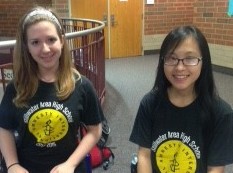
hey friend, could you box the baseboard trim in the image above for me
[212,65,233,76]
[144,49,160,55]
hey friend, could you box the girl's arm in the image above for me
[207,166,225,173]
[0,127,29,172]
[0,127,18,167]
[137,146,152,173]
[68,123,102,166]
[51,123,102,173]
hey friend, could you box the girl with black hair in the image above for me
[130,26,233,173]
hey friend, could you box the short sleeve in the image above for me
[78,76,104,125]
[207,99,233,166]
[129,92,156,148]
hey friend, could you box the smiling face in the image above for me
[164,37,202,94]
[26,21,64,75]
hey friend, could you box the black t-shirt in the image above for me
[0,76,104,173]
[130,91,233,173]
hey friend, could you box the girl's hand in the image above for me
[50,161,76,173]
[7,164,29,173]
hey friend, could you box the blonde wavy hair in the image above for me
[13,6,81,107]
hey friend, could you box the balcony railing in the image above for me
[0,18,106,104]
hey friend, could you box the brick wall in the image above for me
[192,0,233,69]
[0,0,54,37]
[51,0,69,18]
[143,0,194,52]
[144,0,233,46]
[144,0,194,35]
[193,0,233,47]
[144,0,233,69]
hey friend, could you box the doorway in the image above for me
[70,0,143,58]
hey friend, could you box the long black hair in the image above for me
[152,25,218,131]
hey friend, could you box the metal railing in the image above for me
[0,18,106,104]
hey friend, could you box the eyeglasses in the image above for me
[164,55,202,66]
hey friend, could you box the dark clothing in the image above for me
[0,76,103,173]
[130,91,233,173]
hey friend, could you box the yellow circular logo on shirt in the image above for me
[28,109,68,144]
[156,140,197,173]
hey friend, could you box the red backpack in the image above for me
[78,119,115,170]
